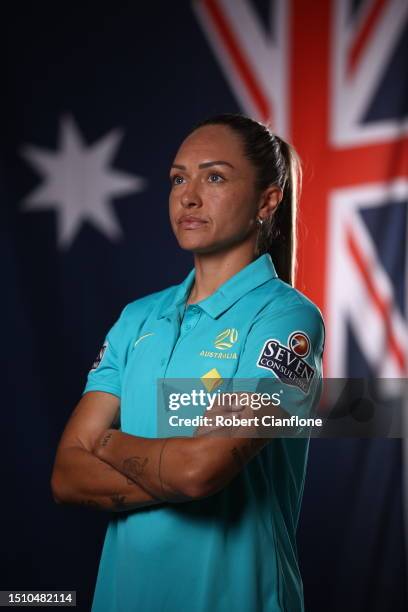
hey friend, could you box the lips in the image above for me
[177,215,208,229]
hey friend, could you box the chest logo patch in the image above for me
[214,328,239,349]
[257,332,315,394]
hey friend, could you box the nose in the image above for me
[180,179,203,209]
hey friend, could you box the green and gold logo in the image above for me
[199,328,239,360]
[214,328,239,350]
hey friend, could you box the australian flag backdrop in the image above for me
[2,1,408,610]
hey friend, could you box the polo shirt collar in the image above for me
[157,254,277,320]
[199,253,277,318]
[157,267,196,319]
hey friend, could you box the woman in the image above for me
[51,114,324,612]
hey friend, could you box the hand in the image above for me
[194,397,261,438]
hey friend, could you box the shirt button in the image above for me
[160,358,166,366]
[185,324,191,330]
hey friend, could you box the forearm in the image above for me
[93,429,269,501]
[51,446,163,512]
[94,430,199,501]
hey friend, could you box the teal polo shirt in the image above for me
[84,253,324,612]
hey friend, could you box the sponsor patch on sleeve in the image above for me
[256,332,315,393]
[90,342,108,371]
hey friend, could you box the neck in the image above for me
[187,242,258,304]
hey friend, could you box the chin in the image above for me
[174,229,251,255]
[177,237,241,256]
[177,240,215,254]
[174,232,213,252]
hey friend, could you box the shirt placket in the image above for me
[162,304,202,378]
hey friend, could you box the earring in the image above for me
[257,217,263,226]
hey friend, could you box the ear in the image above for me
[257,185,283,222]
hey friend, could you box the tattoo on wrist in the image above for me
[122,456,149,480]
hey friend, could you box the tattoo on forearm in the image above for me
[122,456,149,480]
[110,494,128,510]
[100,432,113,447]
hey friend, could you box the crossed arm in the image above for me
[51,390,281,513]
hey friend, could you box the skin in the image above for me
[169,124,282,302]
[51,124,287,511]
[51,392,161,512]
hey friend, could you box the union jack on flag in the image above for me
[193,0,408,379]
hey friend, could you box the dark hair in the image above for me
[194,113,301,286]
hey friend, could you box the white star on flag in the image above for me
[20,115,146,249]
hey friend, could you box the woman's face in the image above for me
[169,124,261,255]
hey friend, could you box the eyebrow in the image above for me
[170,160,235,170]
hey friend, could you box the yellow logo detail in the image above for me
[201,368,223,392]
[214,328,239,350]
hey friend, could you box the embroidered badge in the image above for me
[257,332,314,393]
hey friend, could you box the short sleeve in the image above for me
[82,305,130,399]
[233,303,325,419]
